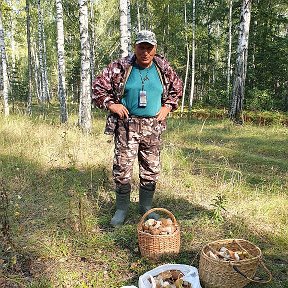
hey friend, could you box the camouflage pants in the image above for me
[113,116,163,186]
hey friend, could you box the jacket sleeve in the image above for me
[91,64,116,110]
[164,64,183,112]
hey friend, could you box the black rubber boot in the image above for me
[110,183,131,227]
[139,182,159,220]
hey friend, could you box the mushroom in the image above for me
[170,270,183,280]
[207,250,219,260]
[161,226,173,234]
[219,247,231,260]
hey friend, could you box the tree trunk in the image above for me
[32,43,41,102]
[127,0,132,54]
[207,5,211,104]
[37,0,46,103]
[78,0,92,133]
[226,0,233,102]
[89,0,95,81]
[142,0,149,30]
[56,0,68,123]
[181,3,189,113]
[41,8,50,102]
[137,1,141,31]
[189,0,196,110]
[0,11,9,116]
[119,0,131,57]
[26,0,33,115]
[230,0,252,124]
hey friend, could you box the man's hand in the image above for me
[108,103,129,119]
[156,105,172,121]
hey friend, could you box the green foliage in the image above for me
[247,0,288,111]
[1,0,288,113]
[246,88,277,111]
[210,193,227,223]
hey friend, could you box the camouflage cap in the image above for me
[135,30,157,46]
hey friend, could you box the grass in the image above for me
[0,105,287,287]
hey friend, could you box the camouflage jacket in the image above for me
[91,54,183,134]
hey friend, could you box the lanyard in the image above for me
[138,68,149,91]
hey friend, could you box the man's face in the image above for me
[135,42,156,68]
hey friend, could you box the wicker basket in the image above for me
[199,239,272,288]
[137,208,180,259]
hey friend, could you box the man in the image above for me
[92,30,183,227]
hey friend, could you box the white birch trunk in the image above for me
[37,0,46,102]
[137,1,141,31]
[230,0,252,123]
[127,0,132,55]
[0,11,9,116]
[32,43,41,102]
[89,0,95,81]
[181,3,189,113]
[226,0,233,101]
[56,0,68,123]
[78,0,92,133]
[41,9,50,102]
[26,0,33,115]
[189,0,196,110]
[119,0,130,57]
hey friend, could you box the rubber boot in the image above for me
[110,183,131,227]
[139,182,159,220]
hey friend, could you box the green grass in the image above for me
[0,106,287,287]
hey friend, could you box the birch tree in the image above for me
[41,6,50,102]
[181,3,189,113]
[230,0,252,123]
[56,0,68,123]
[32,43,41,102]
[78,0,92,133]
[136,1,141,31]
[0,10,9,116]
[89,0,95,81]
[119,0,131,57]
[189,0,196,110]
[26,0,32,115]
[226,0,233,101]
[127,0,131,54]
[37,0,45,102]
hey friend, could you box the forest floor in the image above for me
[0,106,287,287]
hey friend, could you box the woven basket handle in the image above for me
[139,207,178,227]
[231,260,272,284]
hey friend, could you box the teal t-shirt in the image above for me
[121,63,163,117]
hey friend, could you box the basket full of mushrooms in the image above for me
[199,239,272,288]
[137,208,180,259]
